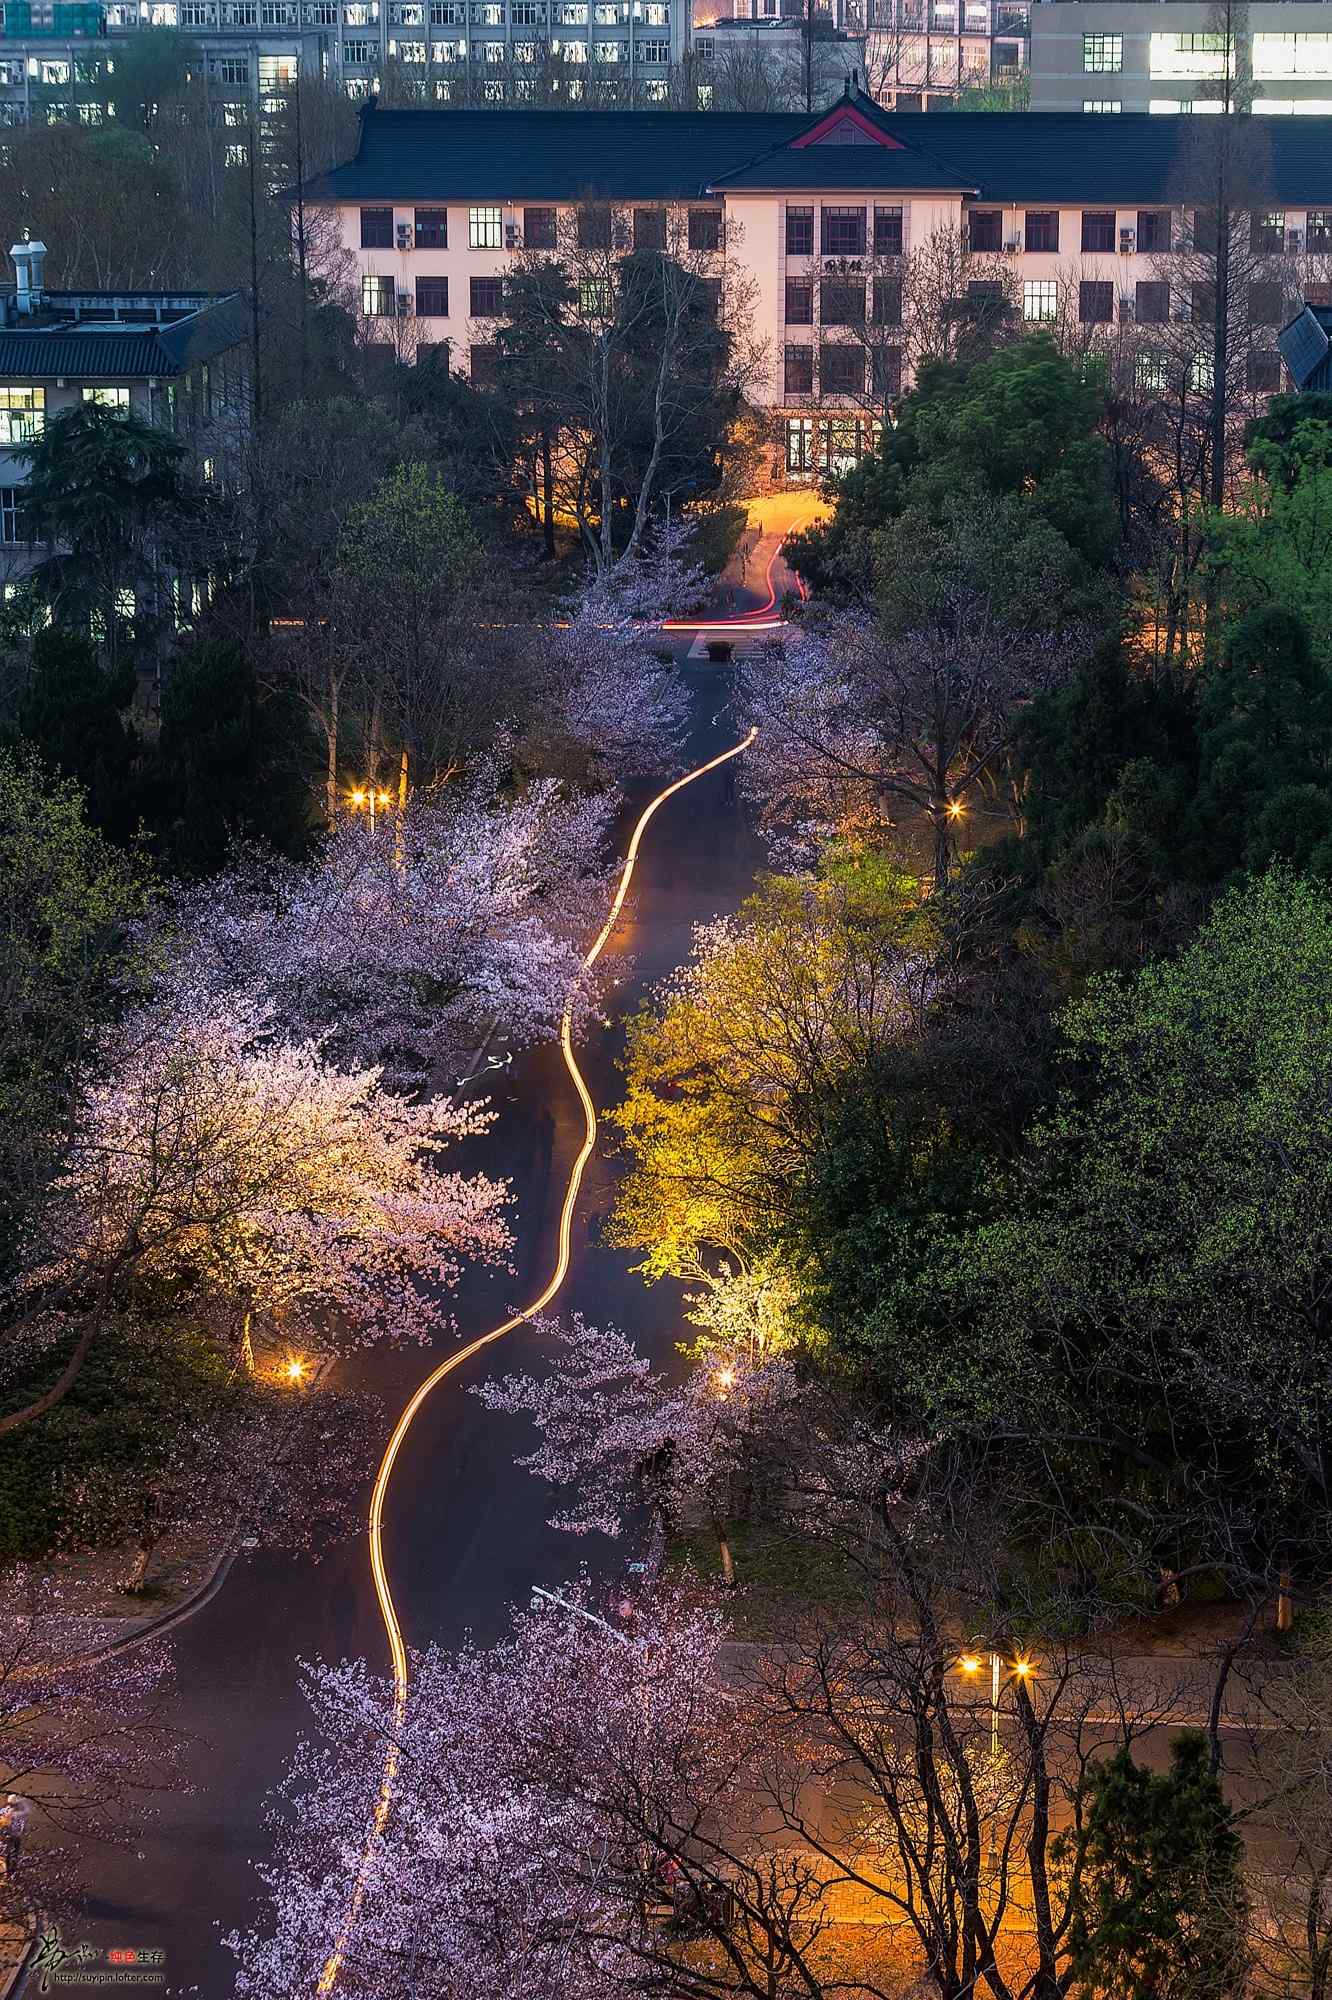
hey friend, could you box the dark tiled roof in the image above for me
[307,101,1332,208]
[306,106,806,202]
[0,293,247,381]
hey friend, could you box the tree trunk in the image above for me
[325,673,340,829]
[541,427,556,559]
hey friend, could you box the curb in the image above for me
[0,1916,34,2000]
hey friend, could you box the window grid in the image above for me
[469,204,503,249]
[1023,279,1058,322]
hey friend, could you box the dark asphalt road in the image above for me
[57,655,767,1998]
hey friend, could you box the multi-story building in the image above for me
[689,17,866,107]
[309,91,1332,478]
[0,238,248,587]
[716,0,1029,110]
[1031,2,1332,115]
[0,0,688,123]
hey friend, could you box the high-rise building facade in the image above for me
[1032,1,1332,115]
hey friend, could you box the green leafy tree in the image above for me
[140,637,314,875]
[951,870,1332,1549]
[0,754,146,1269]
[7,625,138,840]
[788,336,1118,601]
[17,403,204,667]
[1065,1733,1248,2000]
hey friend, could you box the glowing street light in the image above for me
[945,798,965,821]
[284,1355,309,1386]
[714,1365,737,1395]
[350,785,393,835]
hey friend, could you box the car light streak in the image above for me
[661,536,806,632]
[317,725,758,1996]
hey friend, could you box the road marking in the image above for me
[318,726,758,1995]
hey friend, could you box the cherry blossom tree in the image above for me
[164,765,618,1080]
[737,496,1092,888]
[473,1315,802,1557]
[0,1571,176,1927]
[230,1578,833,2000]
[3,985,511,1429]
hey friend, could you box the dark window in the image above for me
[688,207,721,251]
[1081,210,1115,253]
[821,343,865,394]
[786,204,814,256]
[1025,210,1058,253]
[1137,208,1170,253]
[1249,281,1283,327]
[784,343,814,395]
[785,275,813,324]
[967,278,1003,302]
[416,276,449,316]
[696,277,722,319]
[1193,281,1216,325]
[821,277,864,325]
[821,204,866,256]
[1310,211,1332,255]
[873,204,903,255]
[1247,350,1281,392]
[872,345,902,398]
[1251,210,1285,254]
[414,207,447,247]
[360,206,393,248]
[471,343,499,388]
[1192,209,1218,254]
[1135,279,1169,324]
[524,206,557,248]
[470,276,504,316]
[634,206,666,251]
[1079,279,1113,324]
[578,207,612,249]
[872,275,902,326]
[969,208,1002,252]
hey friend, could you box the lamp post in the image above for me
[350,784,393,835]
[958,1648,1032,1758]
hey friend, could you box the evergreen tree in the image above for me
[1066,1732,1248,2000]
[9,625,138,841]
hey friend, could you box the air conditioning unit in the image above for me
[396,222,413,249]
[1003,236,1021,253]
[1119,227,1136,254]
[396,289,414,313]
[505,222,520,248]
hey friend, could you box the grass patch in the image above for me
[668,1519,863,1641]
[0,1319,248,1564]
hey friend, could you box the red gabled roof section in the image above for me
[790,102,904,149]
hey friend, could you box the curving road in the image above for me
[57,636,771,1999]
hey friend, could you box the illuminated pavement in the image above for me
[57,639,770,1998]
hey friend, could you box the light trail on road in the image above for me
[317,725,758,1996]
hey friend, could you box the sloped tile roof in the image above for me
[0,293,247,381]
[306,101,1332,209]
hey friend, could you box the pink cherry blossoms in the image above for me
[229,1578,737,2000]
[472,1316,804,1539]
[160,764,619,1080]
[25,984,511,1365]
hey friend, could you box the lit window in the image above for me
[469,204,503,248]
[1149,30,1230,79]
[578,277,612,316]
[81,385,131,410]
[785,416,813,473]
[0,385,44,445]
[1082,31,1121,72]
[1082,99,1121,112]
[593,39,620,58]
[1023,279,1058,322]
[1135,351,1169,392]
[361,274,397,315]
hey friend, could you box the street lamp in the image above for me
[284,1354,309,1386]
[714,1365,737,1395]
[350,785,393,835]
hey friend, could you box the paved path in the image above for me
[44,643,767,1998]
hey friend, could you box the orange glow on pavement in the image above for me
[317,727,758,1995]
